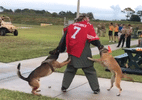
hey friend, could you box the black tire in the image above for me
[0,29,6,36]
[14,30,18,36]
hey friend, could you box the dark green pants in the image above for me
[62,65,99,91]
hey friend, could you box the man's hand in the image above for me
[98,45,104,51]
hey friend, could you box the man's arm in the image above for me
[90,40,104,50]
[49,30,67,55]
[57,30,67,52]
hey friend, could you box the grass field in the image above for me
[0,89,62,100]
[0,25,63,62]
[0,24,141,99]
[0,24,141,83]
[0,24,120,63]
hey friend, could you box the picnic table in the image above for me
[106,47,142,75]
[122,47,142,69]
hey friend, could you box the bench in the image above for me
[114,53,129,67]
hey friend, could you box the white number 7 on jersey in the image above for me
[71,26,81,39]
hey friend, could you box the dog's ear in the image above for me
[49,50,54,55]
[100,48,108,53]
[49,48,59,55]
[99,48,108,56]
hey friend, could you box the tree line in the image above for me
[0,6,142,22]
[0,6,94,19]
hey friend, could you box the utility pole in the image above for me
[76,0,80,18]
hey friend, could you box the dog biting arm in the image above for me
[49,30,67,55]
[57,30,67,53]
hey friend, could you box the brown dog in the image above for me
[17,51,70,95]
[88,48,133,96]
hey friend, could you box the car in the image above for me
[0,16,18,36]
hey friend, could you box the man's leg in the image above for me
[61,65,77,91]
[82,66,100,93]
[117,35,123,47]
[122,35,125,47]
[127,36,131,48]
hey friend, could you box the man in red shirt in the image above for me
[50,13,104,94]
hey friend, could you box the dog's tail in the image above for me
[123,74,134,82]
[17,63,28,82]
[59,57,71,67]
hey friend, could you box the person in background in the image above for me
[137,38,142,47]
[0,16,4,25]
[114,23,119,42]
[97,23,102,36]
[101,23,106,37]
[108,22,114,42]
[117,24,126,48]
[49,13,105,94]
[0,17,2,26]
[126,24,133,48]
[118,24,123,41]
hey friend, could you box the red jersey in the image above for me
[66,21,99,58]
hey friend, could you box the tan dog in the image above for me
[17,51,70,95]
[88,48,133,96]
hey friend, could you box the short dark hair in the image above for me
[128,24,131,26]
[75,13,88,22]
[110,22,113,25]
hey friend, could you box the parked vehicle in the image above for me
[0,16,18,36]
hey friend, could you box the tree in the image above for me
[59,11,66,16]
[52,12,58,17]
[15,9,22,13]
[3,9,13,13]
[0,6,4,12]
[130,15,141,22]
[137,11,142,17]
[87,12,94,19]
[122,7,135,20]
[137,10,142,22]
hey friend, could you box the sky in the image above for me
[1,0,142,20]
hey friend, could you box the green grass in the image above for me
[0,24,120,63]
[1,24,141,83]
[0,24,141,99]
[0,89,62,100]
[0,25,63,62]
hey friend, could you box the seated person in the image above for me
[0,16,4,26]
[0,17,2,26]
[138,38,142,47]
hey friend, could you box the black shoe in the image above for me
[117,46,119,47]
[94,89,100,94]
[61,86,67,92]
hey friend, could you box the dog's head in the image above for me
[47,49,60,60]
[99,48,109,56]
[49,49,59,56]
